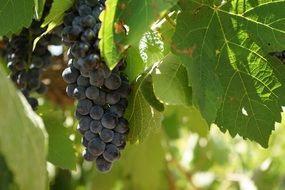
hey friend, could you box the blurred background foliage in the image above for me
[2,98,284,190]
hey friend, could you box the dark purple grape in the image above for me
[73,86,87,100]
[79,116,92,131]
[95,155,112,173]
[99,128,114,143]
[114,118,129,134]
[66,84,77,97]
[103,144,120,162]
[111,133,125,146]
[101,113,118,129]
[104,73,121,90]
[90,120,103,134]
[84,130,97,141]
[88,137,106,156]
[85,86,99,100]
[62,67,79,84]
[78,5,92,16]
[77,75,89,87]
[77,99,93,115]
[106,92,120,105]
[90,105,104,120]
[109,104,125,117]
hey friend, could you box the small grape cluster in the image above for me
[5,1,62,110]
[6,25,62,110]
[62,0,131,172]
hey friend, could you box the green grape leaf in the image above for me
[152,53,192,105]
[125,74,163,143]
[0,0,34,36]
[38,104,76,170]
[125,46,145,81]
[99,0,121,70]
[34,0,46,19]
[116,0,178,45]
[140,75,165,112]
[125,30,166,82]
[172,0,285,147]
[42,0,74,28]
[0,66,47,190]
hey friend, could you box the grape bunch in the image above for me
[6,25,62,110]
[62,0,131,172]
[5,1,62,110]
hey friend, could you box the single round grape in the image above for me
[95,155,112,173]
[63,12,76,26]
[83,149,97,161]
[106,92,120,105]
[78,4,92,16]
[90,105,104,120]
[101,113,118,129]
[79,116,92,131]
[68,25,83,41]
[73,86,86,100]
[109,104,125,117]
[90,120,103,134]
[66,84,77,97]
[77,75,89,87]
[87,137,106,156]
[89,70,105,87]
[99,128,114,143]
[83,54,100,70]
[104,73,121,90]
[81,15,96,28]
[77,99,93,115]
[111,133,125,146]
[81,29,96,42]
[85,86,99,100]
[114,118,129,134]
[84,130,97,141]
[62,67,79,84]
[103,144,120,162]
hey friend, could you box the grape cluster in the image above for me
[6,24,62,110]
[62,0,131,172]
[5,0,62,110]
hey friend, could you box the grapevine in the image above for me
[62,0,131,172]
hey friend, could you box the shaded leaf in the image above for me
[0,0,34,36]
[0,65,47,190]
[125,75,163,143]
[153,53,192,105]
[140,75,165,112]
[172,0,285,147]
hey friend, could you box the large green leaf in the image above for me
[116,0,178,45]
[0,66,47,190]
[99,0,121,69]
[125,74,163,143]
[152,53,192,105]
[172,0,285,147]
[0,0,34,36]
[38,104,76,170]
